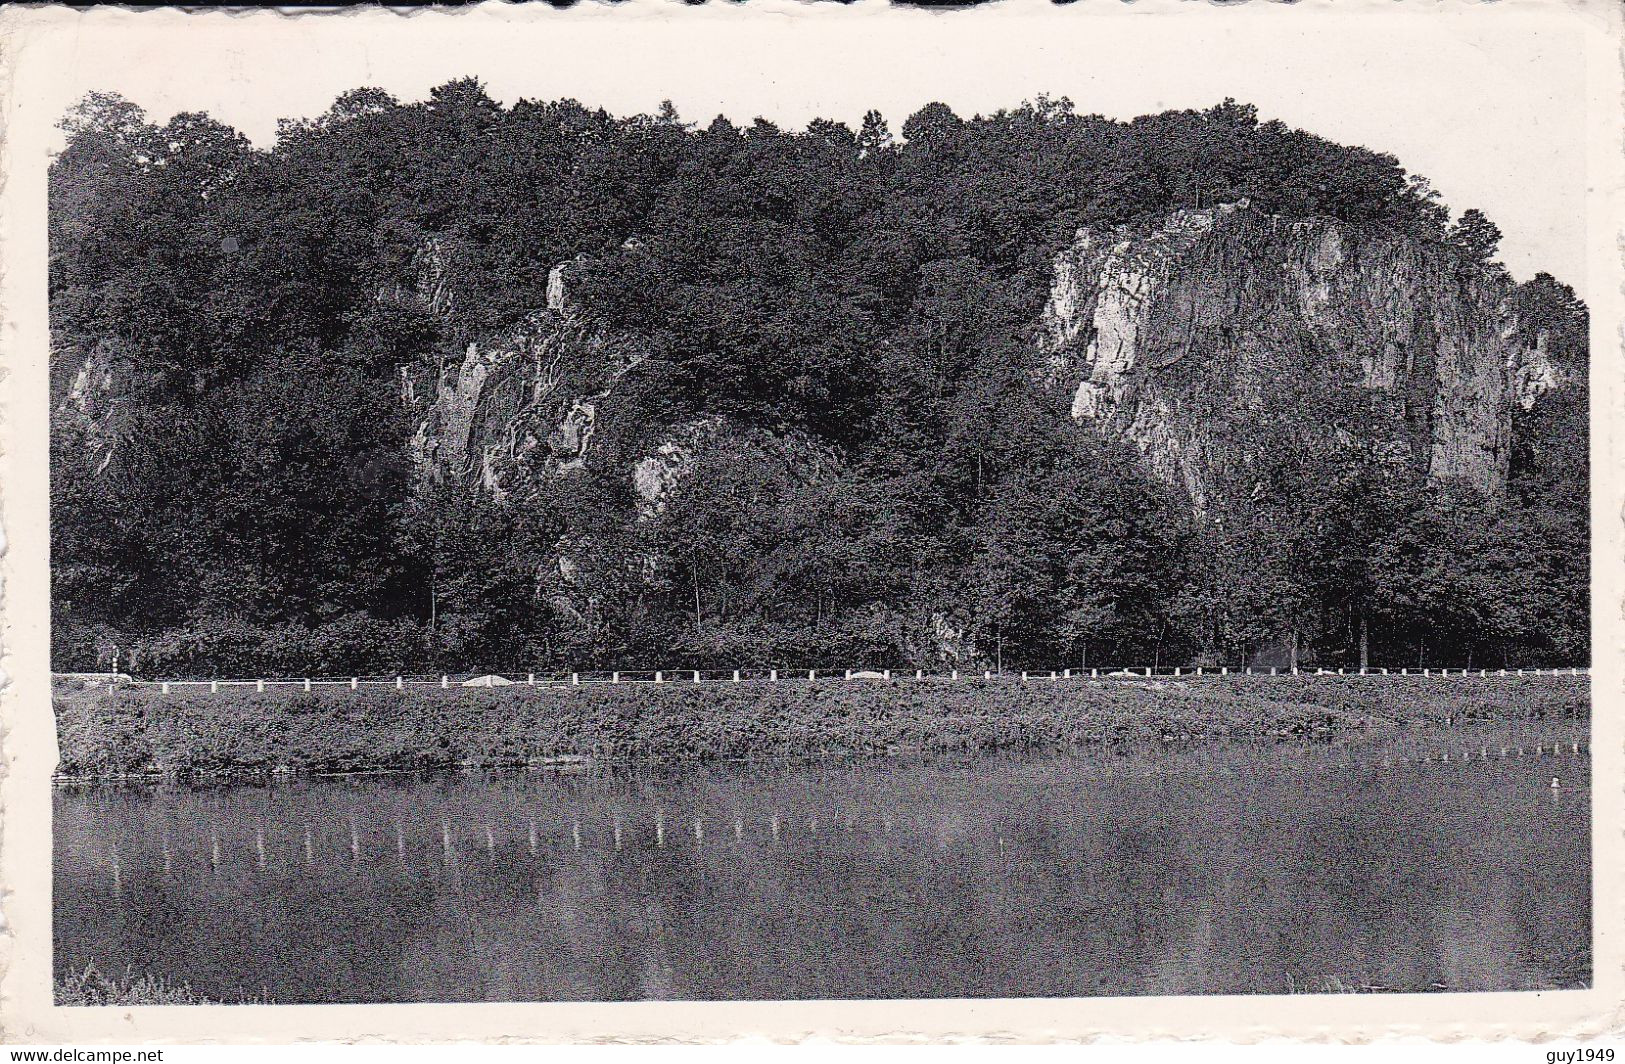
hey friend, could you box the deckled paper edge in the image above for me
[0,0,1620,1044]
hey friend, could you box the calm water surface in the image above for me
[55,729,1590,1002]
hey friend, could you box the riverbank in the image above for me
[53,673,1589,781]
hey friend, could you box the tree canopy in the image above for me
[49,86,1589,676]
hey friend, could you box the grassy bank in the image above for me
[53,674,1589,781]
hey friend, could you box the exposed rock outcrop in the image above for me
[631,417,729,520]
[1511,330,1578,410]
[396,242,644,500]
[53,338,127,473]
[1038,203,1563,510]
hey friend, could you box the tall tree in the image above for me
[1447,207,1504,267]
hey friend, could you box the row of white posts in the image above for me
[103,735,1593,892]
[138,664,1589,694]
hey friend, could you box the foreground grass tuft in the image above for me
[55,963,271,1006]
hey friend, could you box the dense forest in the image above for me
[49,81,1590,677]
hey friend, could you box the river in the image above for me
[54,727,1590,1001]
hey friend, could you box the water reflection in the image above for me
[54,729,1590,1002]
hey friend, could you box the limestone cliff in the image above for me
[1037,203,1564,511]
[53,337,127,474]
[394,241,644,501]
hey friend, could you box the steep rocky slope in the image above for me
[409,203,1575,523]
[54,203,1577,531]
[1036,203,1567,511]
[395,241,646,501]
[45,89,1592,674]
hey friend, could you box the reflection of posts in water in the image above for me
[733,816,743,841]
[528,819,538,856]
[396,821,408,865]
[350,817,361,862]
[441,819,455,865]
[613,814,623,851]
[484,824,496,856]
[161,832,173,874]
[693,817,704,843]
[770,814,780,841]
[255,826,267,869]
[572,820,582,851]
[210,827,221,871]
[654,809,665,848]
[111,847,122,898]
[303,825,315,866]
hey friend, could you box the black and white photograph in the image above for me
[1,0,1618,1046]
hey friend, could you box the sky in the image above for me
[14,1,1601,293]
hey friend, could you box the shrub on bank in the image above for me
[52,675,1591,779]
[124,613,431,679]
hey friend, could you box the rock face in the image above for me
[55,207,1578,537]
[1511,329,1579,410]
[1037,203,1558,510]
[53,338,126,473]
[396,241,643,500]
[355,211,1585,534]
[631,417,734,520]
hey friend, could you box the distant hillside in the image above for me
[49,82,1589,676]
